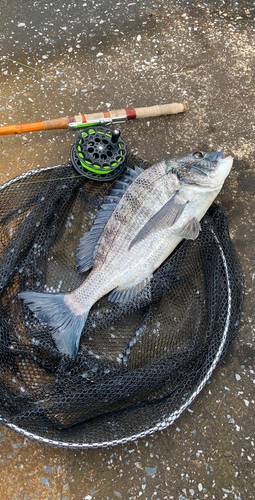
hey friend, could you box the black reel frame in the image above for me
[71,126,127,182]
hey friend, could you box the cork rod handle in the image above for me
[135,103,187,119]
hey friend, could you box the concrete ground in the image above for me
[0,0,255,498]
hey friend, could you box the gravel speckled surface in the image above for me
[0,0,255,498]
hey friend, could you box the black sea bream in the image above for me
[19,151,233,356]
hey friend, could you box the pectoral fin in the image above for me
[129,191,187,249]
[174,216,201,240]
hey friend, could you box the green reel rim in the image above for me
[79,160,114,175]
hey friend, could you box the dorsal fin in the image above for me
[134,166,144,175]
[76,166,143,273]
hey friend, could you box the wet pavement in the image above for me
[0,0,255,499]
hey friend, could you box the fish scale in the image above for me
[19,152,233,356]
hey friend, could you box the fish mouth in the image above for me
[215,151,225,161]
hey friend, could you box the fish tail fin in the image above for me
[18,291,90,356]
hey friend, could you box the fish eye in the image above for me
[193,151,204,159]
[193,151,204,158]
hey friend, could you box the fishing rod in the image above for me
[0,103,186,136]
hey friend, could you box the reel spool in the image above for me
[71,126,127,181]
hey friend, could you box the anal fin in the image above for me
[108,276,152,304]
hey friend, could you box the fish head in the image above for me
[166,151,233,189]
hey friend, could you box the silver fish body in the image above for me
[19,151,233,355]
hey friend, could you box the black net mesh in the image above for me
[0,155,244,448]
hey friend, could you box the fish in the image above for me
[19,151,233,356]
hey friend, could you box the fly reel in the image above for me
[71,126,127,181]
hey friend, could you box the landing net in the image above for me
[0,155,243,448]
